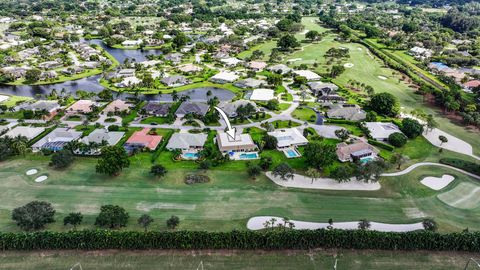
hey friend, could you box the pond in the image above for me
[87,39,163,63]
[0,40,235,102]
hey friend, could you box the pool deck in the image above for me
[229,151,260,160]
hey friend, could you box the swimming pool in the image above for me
[239,153,259,159]
[360,157,373,163]
[285,149,301,158]
[183,152,199,159]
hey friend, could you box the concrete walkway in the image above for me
[266,162,480,191]
[381,162,480,180]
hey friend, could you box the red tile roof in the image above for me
[126,128,162,150]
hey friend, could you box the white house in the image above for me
[77,129,125,155]
[3,126,45,141]
[216,132,258,158]
[220,57,242,67]
[166,133,208,151]
[210,71,239,84]
[249,88,275,101]
[365,122,402,141]
[267,128,308,158]
[31,128,82,152]
[293,70,321,81]
[122,39,143,47]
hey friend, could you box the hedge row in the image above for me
[368,139,394,151]
[440,158,480,175]
[1,230,480,251]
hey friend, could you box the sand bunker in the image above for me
[247,216,424,232]
[357,48,363,51]
[344,63,354,68]
[378,76,387,80]
[34,175,48,183]
[26,169,38,176]
[421,175,454,190]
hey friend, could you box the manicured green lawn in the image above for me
[0,249,475,270]
[0,95,32,108]
[140,116,170,124]
[270,120,301,128]
[292,107,316,123]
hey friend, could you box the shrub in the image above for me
[388,132,408,147]
[12,201,55,231]
[1,230,480,251]
[439,158,480,175]
[400,118,424,139]
[368,139,395,151]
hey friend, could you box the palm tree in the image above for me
[305,167,321,184]
[358,219,371,230]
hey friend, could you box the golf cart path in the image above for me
[247,216,423,232]
[267,163,480,190]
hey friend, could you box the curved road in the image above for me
[381,162,480,180]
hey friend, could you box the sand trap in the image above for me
[421,175,455,190]
[438,182,480,209]
[378,76,387,80]
[247,216,424,232]
[266,172,381,191]
[26,169,38,176]
[423,128,474,157]
[344,63,354,68]
[357,48,363,51]
[34,175,48,183]
[0,95,9,103]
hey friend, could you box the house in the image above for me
[16,100,60,120]
[143,102,171,117]
[308,82,339,96]
[124,128,162,153]
[31,128,82,152]
[3,126,45,141]
[409,46,433,60]
[220,57,243,67]
[326,104,366,121]
[116,76,141,88]
[336,140,379,162]
[218,100,258,117]
[209,71,239,84]
[463,80,480,92]
[178,63,202,73]
[103,99,131,114]
[267,64,291,74]
[267,128,308,150]
[161,75,188,87]
[216,132,258,154]
[164,53,183,63]
[249,88,275,101]
[77,128,125,155]
[1,67,29,79]
[175,102,209,117]
[122,39,143,47]
[67,100,97,114]
[40,71,58,80]
[428,62,454,74]
[116,69,136,78]
[293,70,321,81]
[246,61,267,71]
[234,78,267,89]
[365,122,402,141]
[166,133,208,151]
[38,60,63,70]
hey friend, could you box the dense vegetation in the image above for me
[0,229,479,251]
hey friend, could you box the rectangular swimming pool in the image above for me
[239,153,259,159]
[183,152,199,159]
[285,149,300,158]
